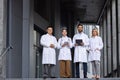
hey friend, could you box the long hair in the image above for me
[92,28,99,36]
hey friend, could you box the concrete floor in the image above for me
[1,78,120,80]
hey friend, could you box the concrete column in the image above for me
[99,18,104,77]
[116,0,120,77]
[54,0,61,77]
[106,3,112,74]
[0,0,7,78]
[54,0,61,39]
[22,0,34,78]
[111,0,117,73]
[7,0,23,78]
[0,0,4,54]
[7,0,34,78]
[103,11,107,76]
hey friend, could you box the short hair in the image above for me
[46,26,53,29]
[77,24,83,28]
[61,27,67,32]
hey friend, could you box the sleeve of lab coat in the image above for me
[53,37,58,48]
[68,38,73,48]
[84,35,89,47]
[40,35,50,47]
[57,38,62,49]
[98,37,103,50]
[72,36,76,47]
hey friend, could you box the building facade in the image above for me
[0,0,120,78]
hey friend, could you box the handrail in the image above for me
[0,46,13,57]
[33,44,41,50]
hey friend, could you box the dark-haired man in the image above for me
[40,26,57,78]
[73,24,89,78]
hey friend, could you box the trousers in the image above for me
[59,60,71,78]
[91,61,100,76]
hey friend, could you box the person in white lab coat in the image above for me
[57,27,73,78]
[40,26,57,78]
[73,24,89,78]
[88,28,103,79]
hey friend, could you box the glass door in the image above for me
[34,25,46,78]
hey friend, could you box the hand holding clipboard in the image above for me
[62,42,69,47]
[75,39,84,46]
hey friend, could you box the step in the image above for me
[3,78,120,80]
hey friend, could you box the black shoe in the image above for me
[43,74,48,78]
[76,76,80,78]
[50,76,56,78]
[84,75,88,78]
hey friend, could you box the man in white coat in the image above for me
[73,24,89,78]
[40,26,57,78]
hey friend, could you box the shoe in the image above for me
[84,76,88,78]
[76,76,80,78]
[67,76,71,78]
[96,75,100,79]
[84,75,88,78]
[43,74,48,78]
[92,75,96,78]
[50,76,56,78]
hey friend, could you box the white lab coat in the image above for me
[73,32,89,63]
[88,36,103,62]
[57,36,72,60]
[40,34,57,65]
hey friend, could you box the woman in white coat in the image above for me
[57,28,73,78]
[40,26,57,78]
[88,28,103,79]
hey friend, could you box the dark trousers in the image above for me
[43,64,55,78]
[75,62,87,78]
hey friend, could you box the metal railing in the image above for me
[33,44,42,78]
[0,46,13,57]
[0,45,13,78]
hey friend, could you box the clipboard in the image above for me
[76,39,83,45]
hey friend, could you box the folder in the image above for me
[76,39,83,45]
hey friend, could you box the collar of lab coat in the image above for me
[92,36,98,38]
[46,33,52,36]
[62,36,68,38]
[78,32,83,35]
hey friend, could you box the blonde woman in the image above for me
[88,28,103,79]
